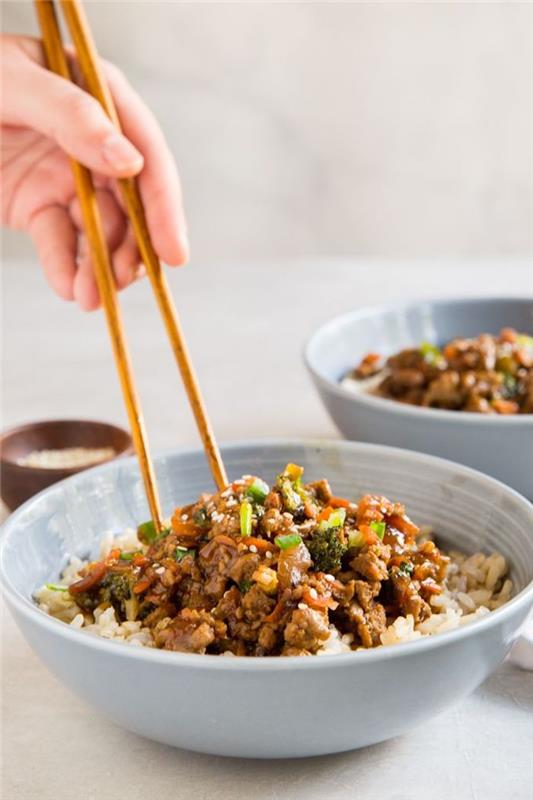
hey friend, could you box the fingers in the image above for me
[104,64,189,266]
[3,42,143,178]
[28,205,77,301]
[70,187,140,309]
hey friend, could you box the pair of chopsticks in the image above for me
[34,0,227,532]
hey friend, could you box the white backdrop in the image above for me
[2,0,533,264]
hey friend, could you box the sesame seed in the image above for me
[282,512,292,520]
[265,551,273,559]
[180,514,188,522]
[226,499,237,508]
[308,587,318,599]
[324,574,335,582]
[221,489,231,497]
[234,479,245,485]
[249,544,258,553]
[155,566,165,575]
[298,602,308,610]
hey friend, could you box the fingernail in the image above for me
[103,133,143,172]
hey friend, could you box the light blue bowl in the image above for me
[305,297,533,499]
[1,440,532,758]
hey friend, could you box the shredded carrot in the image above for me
[492,399,520,415]
[241,537,274,553]
[302,588,338,611]
[317,506,334,522]
[264,600,285,623]
[107,548,121,561]
[358,525,380,546]
[329,496,351,509]
[133,578,152,595]
[133,554,149,568]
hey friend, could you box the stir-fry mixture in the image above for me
[53,464,455,656]
[347,328,533,414]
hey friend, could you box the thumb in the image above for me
[7,58,143,177]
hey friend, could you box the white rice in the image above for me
[35,534,512,655]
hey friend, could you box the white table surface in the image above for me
[2,256,533,800]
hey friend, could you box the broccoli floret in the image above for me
[308,529,347,573]
[100,572,132,615]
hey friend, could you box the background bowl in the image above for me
[1,440,532,759]
[0,419,133,511]
[305,297,533,499]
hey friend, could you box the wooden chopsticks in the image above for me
[34,0,228,530]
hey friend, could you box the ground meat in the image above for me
[241,585,274,622]
[154,608,225,653]
[350,543,391,581]
[351,329,532,414]
[344,601,387,647]
[283,606,330,652]
[198,538,237,599]
[353,579,381,611]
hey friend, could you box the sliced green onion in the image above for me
[347,530,365,549]
[517,334,533,350]
[175,547,195,562]
[275,532,302,550]
[137,520,170,545]
[238,579,253,593]
[318,507,346,533]
[246,478,269,504]
[119,551,138,561]
[370,521,386,540]
[420,341,442,364]
[137,520,158,544]
[45,583,69,592]
[240,501,253,537]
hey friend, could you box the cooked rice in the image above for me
[34,531,512,655]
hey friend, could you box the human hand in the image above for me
[1,34,188,311]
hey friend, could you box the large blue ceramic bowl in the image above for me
[1,440,532,758]
[305,297,533,498]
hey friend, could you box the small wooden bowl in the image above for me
[0,419,133,512]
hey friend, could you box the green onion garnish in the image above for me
[137,520,170,545]
[240,501,253,537]
[517,334,533,350]
[420,341,442,364]
[318,508,346,533]
[137,520,158,544]
[347,530,365,549]
[370,521,386,540]
[45,583,69,592]
[175,547,195,562]
[119,551,137,561]
[246,478,269,504]
[238,579,253,593]
[275,532,302,550]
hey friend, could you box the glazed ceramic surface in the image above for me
[305,298,533,498]
[1,440,532,758]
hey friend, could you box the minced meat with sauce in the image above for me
[347,328,533,414]
[63,464,452,656]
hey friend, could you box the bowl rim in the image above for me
[1,438,533,671]
[304,295,533,426]
[0,418,133,473]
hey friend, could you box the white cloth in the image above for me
[509,614,533,670]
